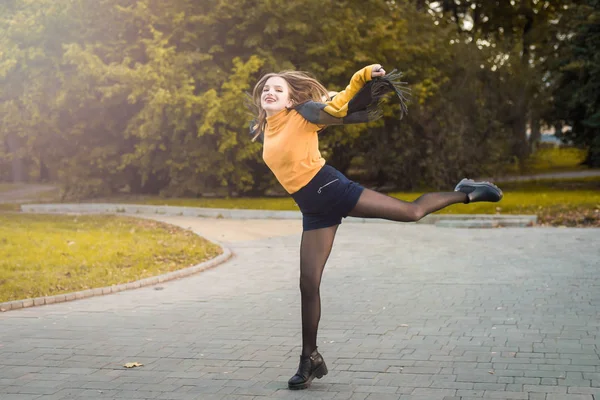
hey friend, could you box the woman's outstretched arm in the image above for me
[322,64,384,118]
[294,64,387,127]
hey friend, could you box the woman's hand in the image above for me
[371,64,386,78]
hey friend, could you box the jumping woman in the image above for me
[249,64,503,390]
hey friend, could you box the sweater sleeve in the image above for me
[293,66,410,127]
[322,65,375,118]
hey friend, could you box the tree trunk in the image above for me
[140,172,169,195]
[512,0,536,165]
[5,134,26,183]
[529,114,541,152]
[554,123,564,142]
[442,0,463,32]
[584,132,600,168]
[515,110,529,164]
[39,157,50,182]
[327,143,355,176]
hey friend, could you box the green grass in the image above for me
[395,189,599,215]
[530,146,587,170]
[500,176,600,190]
[390,177,600,215]
[504,146,588,175]
[4,177,597,220]
[392,177,600,226]
[87,194,300,210]
[1,177,597,304]
[82,177,600,226]
[0,183,26,193]
[0,183,60,211]
[4,177,599,227]
[0,214,222,303]
[0,204,20,212]
[82,177,600,215]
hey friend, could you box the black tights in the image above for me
[299,188,467,356]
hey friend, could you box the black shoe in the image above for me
[288,348,328,390]
[454,178,503,204]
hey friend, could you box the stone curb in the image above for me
[1,204,537,311]
[436,219,501,229]
[0,220,233,313]
[21,203,537,226]
[436,218,536,228]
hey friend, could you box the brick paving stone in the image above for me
[483,391,528,399]
[527,394,547,400]
[1,395,43,400]
[0,217,598,400]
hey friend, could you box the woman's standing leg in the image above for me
[299,224,338,356]
[288,224,338,390]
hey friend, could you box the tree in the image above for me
[0,0,527,196]
[551,0,600,167]
[415,0,575,163]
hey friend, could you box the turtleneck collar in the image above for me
[265,108,290,134]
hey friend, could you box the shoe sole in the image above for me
[454,178,473,191]
[288,362,328,390]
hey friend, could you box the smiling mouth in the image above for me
[264,97,276,103]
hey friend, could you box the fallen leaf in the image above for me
[123,362,143,368]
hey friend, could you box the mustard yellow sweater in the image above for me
[263,65,374,194]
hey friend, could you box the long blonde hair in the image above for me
[250,71,329,142]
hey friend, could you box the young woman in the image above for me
[249,64,503,390]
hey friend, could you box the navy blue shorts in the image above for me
[291,165,364,231]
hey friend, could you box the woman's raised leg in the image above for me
[348,178,503,222]
[348,188,467,222]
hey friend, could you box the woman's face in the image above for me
[261,76,293,116]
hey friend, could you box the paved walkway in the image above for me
[486,169,600,183]
[1,216,599,400]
